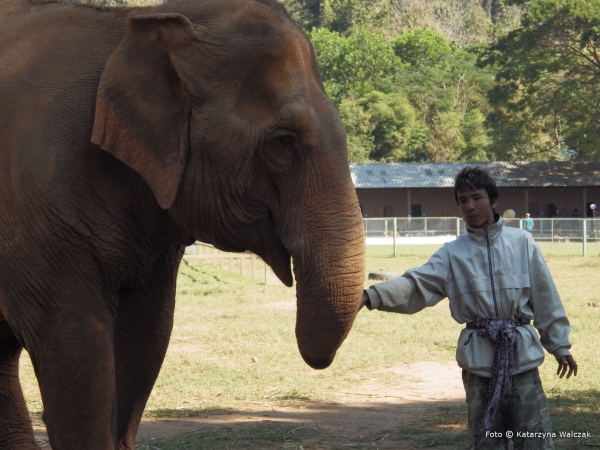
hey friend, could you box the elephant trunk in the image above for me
[291,190,366,369]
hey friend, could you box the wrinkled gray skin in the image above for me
[0,0,365,448]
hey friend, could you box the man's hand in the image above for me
[359,290,370,310]
[557,355,577,379]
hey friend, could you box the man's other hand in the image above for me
[557,355,577,379]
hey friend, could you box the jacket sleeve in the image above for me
[365,247,448,314]
[528,239,572,362]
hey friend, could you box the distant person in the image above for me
[359,167,577,450]
[573,209,580,217]
[561,209,569,218]
[523,213,534,231]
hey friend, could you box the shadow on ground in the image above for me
[32,384,599,449]
[134,398,470,450]
[32,398,468,450]
[132,391,600,450]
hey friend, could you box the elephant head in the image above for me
[91,0,365,369]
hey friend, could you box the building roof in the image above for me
[350,161,600,189]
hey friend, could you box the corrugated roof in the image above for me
[350,162,600,188]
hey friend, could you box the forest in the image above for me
[287,0,600,163]
[77,0,600,163]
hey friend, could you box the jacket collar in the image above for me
[465,213,503,245]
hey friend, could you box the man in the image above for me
[360,167,577,450]
[523,213,534,232]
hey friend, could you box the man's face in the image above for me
[457,188,497,229]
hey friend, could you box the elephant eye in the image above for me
[261,134,298,176]
[279,135,294,146]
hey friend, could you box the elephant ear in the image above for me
[92,13,194,209]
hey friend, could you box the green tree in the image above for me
[383,49,496,161]
[308,27,404,103]
[307,14,500,162]
[392,28,452,68]
[484,103,562,160]
[479,0,600,160]
[312,27,496,163]
[424,111,466,161]
[338,91,429,162]
[321,0,392,34]
[360,91,429,161]
[338,96,376,162]
[460,109,493,160]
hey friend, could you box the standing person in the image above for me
[523,213,534,232]
[359,167,577,450]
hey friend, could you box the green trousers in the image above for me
[462,368,554,450]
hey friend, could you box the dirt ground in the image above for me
[33,361,468,449]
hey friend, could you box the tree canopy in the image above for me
[478,0,600,160]
[300,0,600,162]
[308,28,404,103]
[310,26,496,162]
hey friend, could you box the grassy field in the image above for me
[19,246,600,449]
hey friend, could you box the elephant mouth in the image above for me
[250,219,293,287]
[262,245,293,287]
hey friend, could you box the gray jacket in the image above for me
[365,216,572,377]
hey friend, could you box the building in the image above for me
[350,162,600,218]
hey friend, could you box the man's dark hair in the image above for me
[454,166,499,205]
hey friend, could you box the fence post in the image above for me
[251,255,257,280]
[241,255,246,277]
[456,217,460,237]
[583,219,587,256]
[393,217,397,257]
[265,262,268,284]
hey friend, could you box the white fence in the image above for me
[184,218,600,282]
[364,217,600,256]
[183,242,284,285]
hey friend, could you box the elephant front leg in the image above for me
[114,246,182,450]
[114,290,175,449]
[0,329,39,450]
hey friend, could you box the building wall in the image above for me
[357,187,600,218]
[358,188,455,218]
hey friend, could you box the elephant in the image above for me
[0,0,366,448]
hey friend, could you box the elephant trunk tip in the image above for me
[299,349,335,370]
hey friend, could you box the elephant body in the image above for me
[0,0,365,448]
